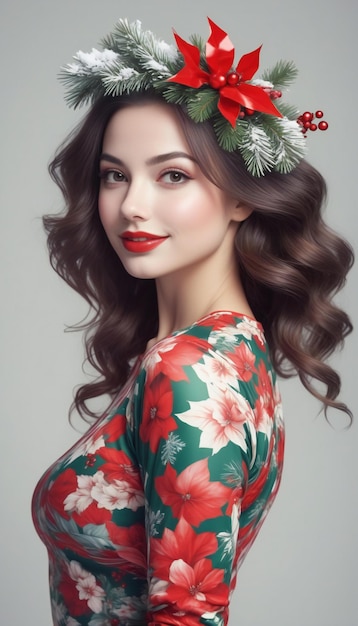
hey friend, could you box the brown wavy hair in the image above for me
[44,93,354,422]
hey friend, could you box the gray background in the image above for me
[1,1,357,624]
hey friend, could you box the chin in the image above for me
[121,263,159,281]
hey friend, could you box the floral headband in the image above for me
[60,17,327,177]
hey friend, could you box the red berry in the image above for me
[209,73,226,89]
[318,121,328,130]
[310,123,317,131]
[302,111,313,122]
[303,121,311,129]
[227,71,239,85]
[315,110,324,118]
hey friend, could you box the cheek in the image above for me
[169,190,221,230]
[98,192,116,231]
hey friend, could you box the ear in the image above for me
[231,201,253,223]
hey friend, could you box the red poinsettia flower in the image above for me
[255,359,274,412]
[155,458,232,525]
[106,521,147,572]
[46,467,78,521]
[166,557,228,613]
[146,334,210,382]
[150,517,218,579]
[96,411,127,443]
[140,372,177,452]
[168,17,283,127]
[96,447,142,485]
[228,341,258,382]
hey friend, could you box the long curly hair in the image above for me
[44,93,354,421]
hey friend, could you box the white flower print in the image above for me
[217,501,240,561]
[177,385,254,454]
[68,560,105,614]
[192,352,239,391]
[64,472,106,513]
[91,479,144,511]
[209,318,264,349]
[76,577,104,613]
[236,317,265,344]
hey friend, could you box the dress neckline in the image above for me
[143,310,263,357]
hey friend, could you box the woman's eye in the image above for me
[161,170,189,184]
[100,170,126,183]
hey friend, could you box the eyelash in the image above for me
[160,169,191,185]
[99,169,126,184]
[99,168,191,186]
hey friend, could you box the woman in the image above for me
[32,18,353,626]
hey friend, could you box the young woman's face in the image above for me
[98,101,242,282]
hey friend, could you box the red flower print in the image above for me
[226,483,245,516]
[199,312,237,330]
[255,360,275,417]
[241,447,273,511]
[155,458,231,525]
[152,335,210,381]
[253,396,273,435]
[255,360,273,400]
[166,557,228,613]
[96,411,127,443]
[150,517,218,579]
[140,373,177,453]
[47,468,78,520]
[106,522,147,572]
[96,448,142,485]
[228,341,257,382]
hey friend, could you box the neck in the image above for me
[150,249,253,346]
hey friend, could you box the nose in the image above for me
[120,178,152,222]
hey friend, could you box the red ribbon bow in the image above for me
[168,18,283,127]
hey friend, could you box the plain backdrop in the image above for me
[1,1,357,625]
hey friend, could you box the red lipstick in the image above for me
[120,231,169,253]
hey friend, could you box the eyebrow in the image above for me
[99,151,197,166]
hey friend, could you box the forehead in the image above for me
[102,101,191,156]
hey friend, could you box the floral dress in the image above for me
[32,311,284,626]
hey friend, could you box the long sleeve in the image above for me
[133,316,284,625]
[32,312,283,625]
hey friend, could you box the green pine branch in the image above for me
[161,84,195,105]
[60,72,104,109]
[261,60,298,88]
[239,121,276,176]
[186,89,219,122]
[213,116,248,152]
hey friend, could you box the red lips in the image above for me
[120,230,169,253]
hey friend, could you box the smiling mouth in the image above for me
[120,232,169,253]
